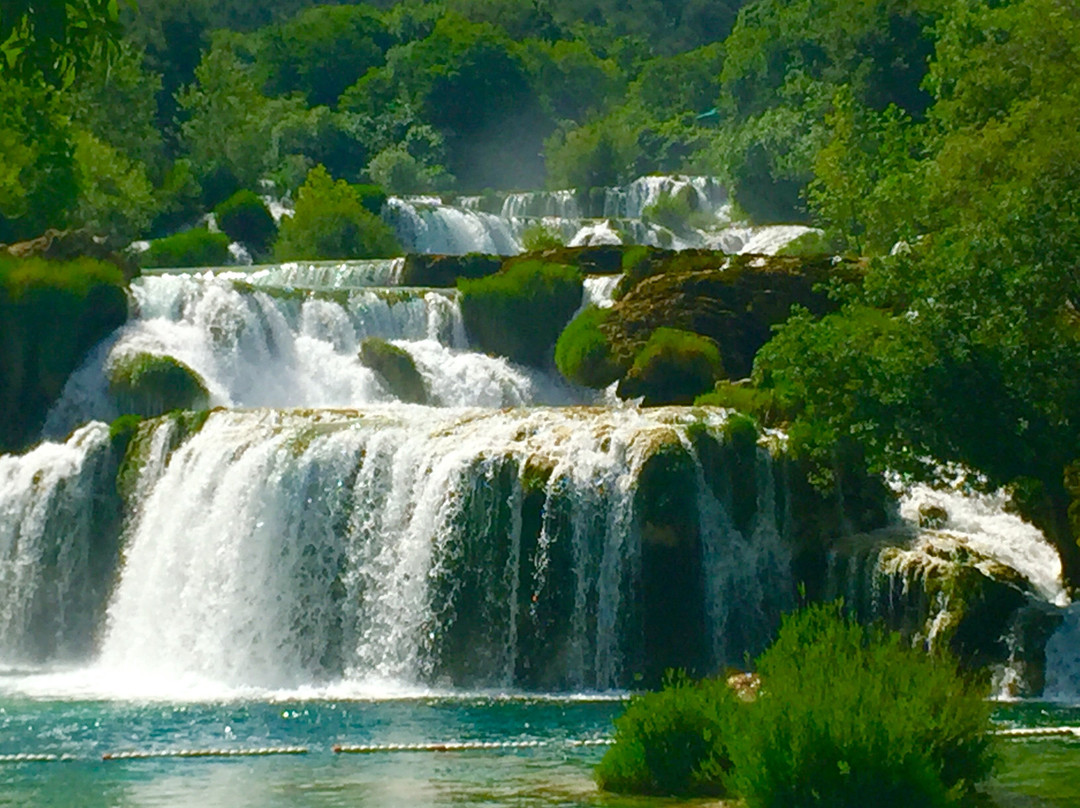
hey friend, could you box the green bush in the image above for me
[458,259,583,366]
[642,187,712,234]
[214,190,276,256]
[618,328,724,405]
[554,305,625,387]
[520,221,564,252]
[138,228,231,269]
[728,603,995,808]
[696,380,783,426]
[108,352,210,417]
[596,671,741,797]
[274,165,402,261]
[353,183,389,217]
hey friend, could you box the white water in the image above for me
[898,484,1068,606]
[45,271,583,435]
[1,406,791,701]
[386,175,814,256]
[0,423,114,663]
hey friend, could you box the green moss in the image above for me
[519,457,555,494]
[0,255,128,452]
[138,228,232,269]
[618,328,724,405]
[214,190,276,256]
[400,253,502,287]
[358,337,428,404]
[696,380,782,426]
[553,305,626,388]
[108,352,210,417]
[458,259,583,367]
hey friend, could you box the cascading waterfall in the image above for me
[0,423,121,664]
[45,269,581,436]
[382,175,817,256]
[0,406,794,699]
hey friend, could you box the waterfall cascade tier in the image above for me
[3,406,800,699]
[374,176,817,257]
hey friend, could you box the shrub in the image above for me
[138,228,231,269]
[642,188,713,234]
[728,603,995,808]
[775,229,838,257]
[458,259,582,366]
[214,190,276,256]
[554,305,625,387]
[520,221,564,252]
[353,183,389,217]
[696,380,783,426]
[108,352,210,417]
[596,671,741,797]
[618,328,724,405]
[274,165,402,261]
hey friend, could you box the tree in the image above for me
[273,165,401,260]
[1,0,124,87]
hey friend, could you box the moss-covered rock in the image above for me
[505,244,628,275]
[399,253,502,287]
[554,305,627,388]
[603,253,856,381]
[0,255,128,452]
[138,228,232,269]
[458,259,583,367]
[108,352,210,417]
[617,328,724,406]
[358,337,428,404]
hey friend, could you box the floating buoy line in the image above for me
[3,729,1070,765]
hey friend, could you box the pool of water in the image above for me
[0,694,667,808]
[2,693,1080,807]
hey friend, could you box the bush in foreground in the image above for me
[596,671,740,797]
[597,603,995,806]
[138,228,231,269]
[458,259,582,366]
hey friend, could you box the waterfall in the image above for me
[4,406,783,699]
[381,175,814,256]
[45,271,580,436]
[0,423,120,664]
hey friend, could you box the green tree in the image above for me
[0,77,76,242]
[1,0,124,87]
[70,128,157,245]
[274,165,401,260]
[256,4,393,107]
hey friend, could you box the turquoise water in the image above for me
[0,695,644,808]
[2,694,1080,806]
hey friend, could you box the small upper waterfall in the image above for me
[381,175,816,256]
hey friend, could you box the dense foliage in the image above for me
[598,604,995,804]
[273,165,401,260]
[214,190,277,257]
[596,671,739,796]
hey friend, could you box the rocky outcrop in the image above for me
[601,253,859,381]
[359,338,429,404]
